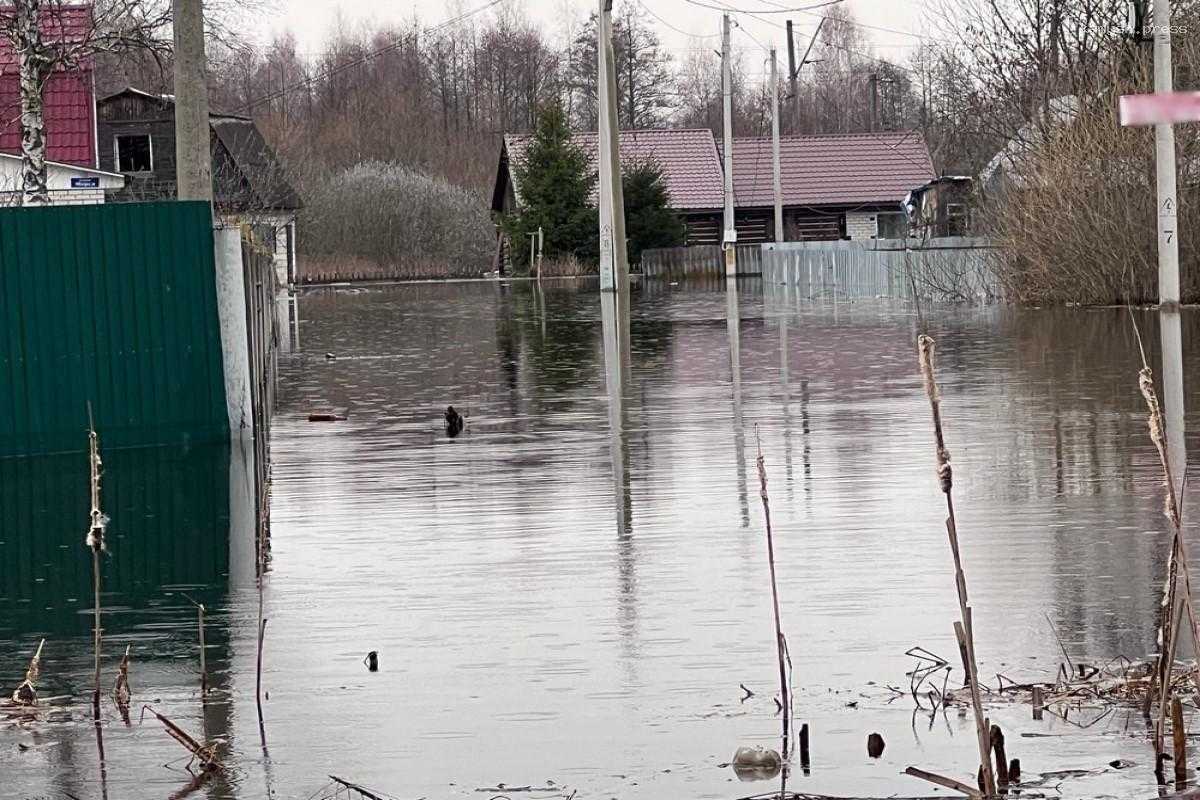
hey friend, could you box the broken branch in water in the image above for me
[140,706,220,772]
[86,410,107,722]
[755,427,792,759]
[904,765,983,799]
[11,639,45,706]
[328,775,386,800]
[915,335,996,797]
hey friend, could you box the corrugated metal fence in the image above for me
[761,237,1001,302]
[0,201,228,457]
[641,244,763,278]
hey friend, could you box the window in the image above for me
[115,134,152,173]
[876,211,908,239]
[947,203,970,236]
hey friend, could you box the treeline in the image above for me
[101,0,1200,296]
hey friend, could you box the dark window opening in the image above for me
[116,134,152,172]
[877,212,908,239]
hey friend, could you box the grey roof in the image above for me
[210,116,301,211]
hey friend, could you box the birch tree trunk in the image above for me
[14,0,52,206]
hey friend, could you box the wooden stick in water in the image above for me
[86,412,106,722]
[904,766,983,799]
[916,335,996,797]
[755,428,791,759]
[11,639,45,705]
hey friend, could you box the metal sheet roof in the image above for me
[720,131,936,208]
[503,128,726,211]
[0,5,96,168]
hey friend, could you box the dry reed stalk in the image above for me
[11,638,45,705]
[1140,364,1200,756]
[755,429,792,758]
[915,335,996,797]
[182,595,208,697]
[113,645,131,707]
[86,417,107,721]
[140,705,220,772]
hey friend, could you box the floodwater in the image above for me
[2,277,1198,800]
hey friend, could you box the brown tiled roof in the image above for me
[503,128,725,211]
[719,131,935,208]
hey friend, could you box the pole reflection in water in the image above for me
[727,277,749,527]
[601,290,637,660]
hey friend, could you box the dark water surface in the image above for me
[3,278,1197,799]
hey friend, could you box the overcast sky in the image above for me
[264,0,934,73]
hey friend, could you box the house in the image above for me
[906,175,975,237]
[97,87,302,282]
[721,131,936,242]
[492,128,726,246]
[491,127,936,251]
[0,3,125,204]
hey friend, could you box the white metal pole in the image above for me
[1154,0,1180,306]
[770,47,783,244]
[597,0,628,293]
[722,14,737,277]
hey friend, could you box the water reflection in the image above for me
[7,281,1200,800]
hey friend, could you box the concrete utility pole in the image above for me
[770,47,783,243]
[722,13,736,277]
[597,0,629,293]
[173,0,213,204]
[786,21,798,132]
[1153,0,1180,306]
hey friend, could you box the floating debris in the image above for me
[732,746,782,781]
[867,732,885,758]
[364,651,379,672]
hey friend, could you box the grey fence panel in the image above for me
[641,243,763,278]
[762,237,1000,302]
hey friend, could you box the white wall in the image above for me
[845,211,879,240]
[0,157,124,206]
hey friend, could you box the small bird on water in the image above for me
[444,406,465,438]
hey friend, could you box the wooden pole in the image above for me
[1173,697,1188,784]
[198,603,207,697]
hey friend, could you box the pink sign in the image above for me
[1120,92,1200,126]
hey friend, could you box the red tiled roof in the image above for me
[719,131,935,208]
[0,4,96,168]
[504,128,725,211]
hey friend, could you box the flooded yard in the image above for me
[2,278,1196,799]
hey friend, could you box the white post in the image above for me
[722,14,737,277]
[1153,0,1180,306]
[598,0,628,293]
[770,47,784,244]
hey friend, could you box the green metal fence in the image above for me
[0,201,228,457]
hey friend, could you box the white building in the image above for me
[0,153,125,206]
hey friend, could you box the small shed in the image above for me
[0,154,123,206]
[97,87,302,282]
[906,176,975,238]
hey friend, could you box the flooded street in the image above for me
[2,278,1196,799]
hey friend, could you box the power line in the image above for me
[751,0,951,42]
[680,0,844,14]
[233,0,506,113]
[634,0,721,38]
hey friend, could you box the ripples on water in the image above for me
[1,278,1196,799]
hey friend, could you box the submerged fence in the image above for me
[641,244,763,278]
[761,237,1001,302]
